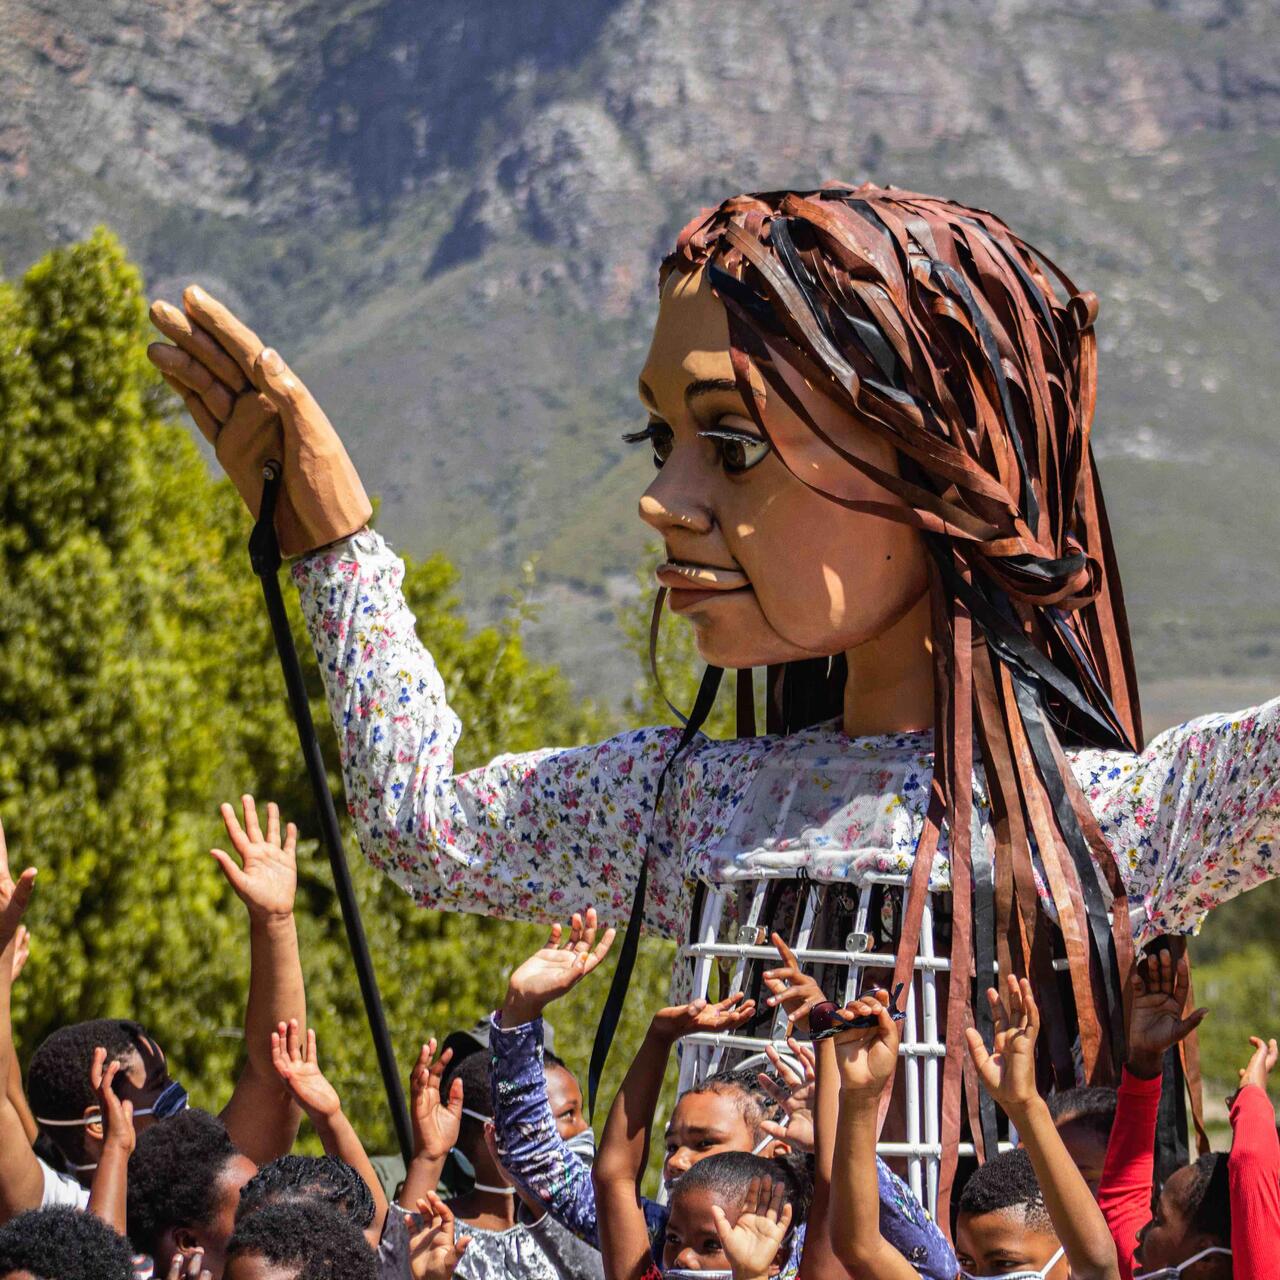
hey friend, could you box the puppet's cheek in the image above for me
[672,586,818,669]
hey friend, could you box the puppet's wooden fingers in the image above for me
[150,298,247,391]
[182,284,268,390]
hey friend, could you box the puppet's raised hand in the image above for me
[147,285,371,557]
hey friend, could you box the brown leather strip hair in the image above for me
[662,183,1157,1233]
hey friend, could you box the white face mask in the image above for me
[451,1107,515,1195]
[960,1245,1064,1280]
[1133,1246,1232,1280]
[663,1271,734,1279]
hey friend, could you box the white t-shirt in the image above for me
[38,1156,90,1211]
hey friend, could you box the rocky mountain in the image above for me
[3,0,1278,713]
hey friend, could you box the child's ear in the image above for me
[765,1138,791,1158]
[81,1106,104,1142]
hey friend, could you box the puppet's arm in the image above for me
[291,529,693,935]
[1097,696,1280,945]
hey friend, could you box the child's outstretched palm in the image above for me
[271,1019,340,1119]
[502,908,616,1024]
[211,795,297,921]
[1125,948,1206,1078]
[651,993,756,1044]
[965,975,1039,1111]
[409,1039,463,1162]
[712,1176,792,1280]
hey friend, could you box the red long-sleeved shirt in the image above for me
[1098,1068,1280,1280]
[1228,1083,1280,1280]
[1098,1068,1162,1280]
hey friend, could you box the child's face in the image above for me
[662,1186,785,1275]
[545,1064,589,1140]
[955,1209,1067,1278]
[663,1089,756,1184]
[1051,1116,1109,1199]
[1134,1167,1214,1274]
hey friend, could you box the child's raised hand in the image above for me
[90,1047,136,1156]
[965,975,1040,1114]
[166,1249,212,1280]
[409,1190,472,1280]
[409,1038,463,1162]
[271,1019,340,1120]
[1125,948,1207,1080]
[0,813,37,958]
[712,1175,793,1280]
[211,795,298,922]
[10,925,30,984]
[831,990,899,1097]
[762,934,827,1035]
[650,993,756,1044]
[757,1039,815,1152]
[501,908,616,1026]
[1238,1035,1279,1094]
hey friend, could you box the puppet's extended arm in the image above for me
[292,531,692,935]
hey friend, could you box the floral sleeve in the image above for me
[1087,697,1280,945]
[292,531,693,935]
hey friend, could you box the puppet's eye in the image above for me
[622,421,674,468]
[700,419,771,474]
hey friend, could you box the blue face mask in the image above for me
[663,1271,734,1279]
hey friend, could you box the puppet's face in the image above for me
[635,265,929,671]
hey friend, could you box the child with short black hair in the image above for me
[0,1205,136,1280]
[224,1197,376,1280]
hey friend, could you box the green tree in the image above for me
[0,228,677,1162]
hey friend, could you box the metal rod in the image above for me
[248,466,414,1166]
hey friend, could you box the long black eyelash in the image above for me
[621,426,657,444]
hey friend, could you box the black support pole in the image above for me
[248,463,414,1166]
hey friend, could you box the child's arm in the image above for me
[271,1018,389,1246]
[0,826,44,1221]
[828,991,921,1280]
[967,976,1118,1280]
[215,797,307,1168]
[400,1040,462,1209]
[593,993,755,1280]
[1098,949,1206,1280]
[6,928,36,1146]
[1228,1035,1280,1280]
[490,910,614,1242]
[86,1049,135,1235]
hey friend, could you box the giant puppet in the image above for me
[148,184,1280,1218]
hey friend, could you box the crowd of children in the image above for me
[0,795,1276,1280]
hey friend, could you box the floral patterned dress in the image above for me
[294,531,1280,950]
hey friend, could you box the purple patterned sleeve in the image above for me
[873,1159,955,1280]
[489,1012,601,1245]
[292,531,698,935]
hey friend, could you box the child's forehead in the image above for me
[668,1183,733,1229]
[956,1205,1056,1253]
[672,1085,751,1127]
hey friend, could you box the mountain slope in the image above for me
[3,0,1278,705]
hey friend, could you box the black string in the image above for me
[587,663,724,1117]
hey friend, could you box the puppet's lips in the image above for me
[655,560,751,592]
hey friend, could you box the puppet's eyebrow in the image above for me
[684,377,740,407]
[637,378,657,410]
